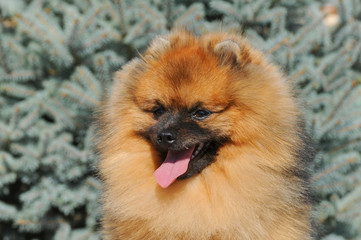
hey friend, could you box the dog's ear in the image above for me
[214,40,241,68]
[214,40,243,68]
[146,36,171,59]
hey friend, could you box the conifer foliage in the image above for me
[0,0,360,239]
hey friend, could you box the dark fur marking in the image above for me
[137,108,229,179]
[276,120,318,237]
[295,121,320,238]
[295,121,316,202]
[163,59,193,86]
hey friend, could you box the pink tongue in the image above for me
[154,146,195,188]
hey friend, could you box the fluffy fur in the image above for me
[97,31,314,240]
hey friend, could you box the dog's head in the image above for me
[105,32,299,188]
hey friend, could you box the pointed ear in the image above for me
[214,40,242,68]
[146,36,171,59]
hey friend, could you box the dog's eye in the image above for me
[192,109,211,120]
[153,106,165,118]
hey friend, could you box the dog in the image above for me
[97,31,314,240]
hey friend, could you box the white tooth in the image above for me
[191,143,205,159]
[195,148,200,156]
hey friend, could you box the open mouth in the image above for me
[191,142,207,160]
[154,142,209,188]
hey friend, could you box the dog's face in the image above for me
[132,40,237,187]
[135,49,236,186]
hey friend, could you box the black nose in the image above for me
[157,130,177,147]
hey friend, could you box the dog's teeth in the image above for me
[191,143,205,159]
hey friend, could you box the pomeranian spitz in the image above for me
[97,31,314,240]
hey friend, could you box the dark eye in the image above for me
[153,106,165,118]
[192,109,211,120]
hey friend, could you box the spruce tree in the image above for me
[0,0,360,239]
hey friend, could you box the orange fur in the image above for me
[98,31,313,239]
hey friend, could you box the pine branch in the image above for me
[322,81,358,126]
[115,0,127,35]
[0,70,37,82]
[61,82,100,106]
[16,13,50,42]
[174,3,204,28]
[76,7,101,38]
[312,157,356,183]
[0,83,37,98]
[0,24,11,74]
[35,12,64,43]
[266,37,289,54]
[329,138,361,154]
[166,0,174,30]
[289,16,325,47]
